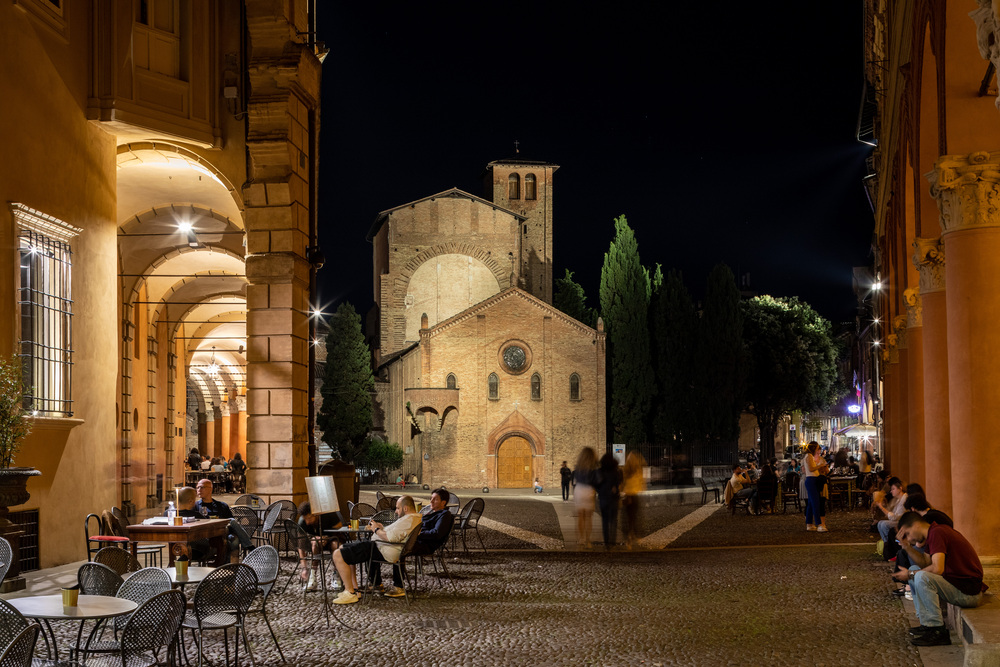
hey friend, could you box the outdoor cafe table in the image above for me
[828,476,857,509]
[126,518,231,566]
[8,594,137,661]
[163,565,215,591]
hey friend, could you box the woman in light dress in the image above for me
[573,447,599,549]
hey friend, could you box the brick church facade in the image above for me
[368,160,606,489]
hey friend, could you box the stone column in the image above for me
[211,404,222,458]
[242,2,322,506]
[200,410,211,458]
[219,401,232,460]
[881,357,896,471]
[912,237,951,515]
[234,396,248,462]
[903,289,925,488]
[930,151,1000,558]
[892,316,911,484]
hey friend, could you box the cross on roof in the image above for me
[514,139,520,154]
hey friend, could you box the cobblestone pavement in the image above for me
[25,493,940,666]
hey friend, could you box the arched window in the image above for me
[569,373,581,401]
[488,373,499,400]
[508,173,520,199]
[524,173,537,200]
[531,373,541,400]
[446,373,457,389]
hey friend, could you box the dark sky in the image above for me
[315,3,874,326]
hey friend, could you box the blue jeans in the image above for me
[804,477,824,525]
[909,565,982,626]
[877,519,897,545]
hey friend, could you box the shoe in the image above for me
[330,577,343,591]
[806,525,817,531]
[306,571,317,592]
[908,625,934,637]
[332,591,359,605]
[888,557,897,563]
[357,583,380,595]
[382,586,406,598]
[817,526,828,533]
[904,591,913,601]
[910,626,950,646]
[891,588,907,598]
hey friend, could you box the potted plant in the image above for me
[0,356,41,592]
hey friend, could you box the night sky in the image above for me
[315,3,874,326]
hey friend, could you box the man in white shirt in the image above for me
[331,495,421,604]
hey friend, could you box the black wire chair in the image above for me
[79,567,173,660]
[261,501,297,555]
[78,562,124,596]
[369,510,397,527]
[414,517,459,596]
[0,600,32,657]
[374,497,395,512]
[234,494,266,509]
[456,498,487,554]
[0,538,11,584]
[279,520,335,628]
[181,564,258,667]
[231,506,262,548]
[350,503,375,522]
[93,547,142,576]
[364,524,422,606]
[0,624,38,667]
[243,545,285,663]
[110,507,164,567]
[113,590,186,667]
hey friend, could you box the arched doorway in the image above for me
[497,436,533,488]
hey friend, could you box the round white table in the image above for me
[8,594,137,661]
[164,565,215,589]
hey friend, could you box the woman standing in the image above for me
[803,441,829,532]
[573,447,598,549]
[596,453,621,550]
[621,451,646,549]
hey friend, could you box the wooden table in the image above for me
[9,594,137,661]
[127,519,231,566]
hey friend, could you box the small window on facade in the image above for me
[525,173,537,200]
[569,373,581,401]
[531,373,541,400]
[446,373,457,389]
[508,173,520,199]
[488,373,499,400]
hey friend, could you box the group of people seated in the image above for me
[873,477,987,647]
[185,449,247,493]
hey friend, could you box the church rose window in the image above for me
[508,173,520,199]
[525,173,536,200]
[488,373,499,400]
[498,340,532,375]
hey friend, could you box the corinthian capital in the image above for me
[927,152,1000,234]
[234,396,247,412]
[903,288,922,328]
[912,237,945,293]
[883,333,899,364]
[892,315,908,349]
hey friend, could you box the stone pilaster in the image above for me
[912,237,951,515]
[903,289,925,488]
[930,151,1000,556]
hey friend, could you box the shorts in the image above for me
[575,483,595,512]
[339,540,377,565]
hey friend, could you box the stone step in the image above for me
[947,594,1000,667]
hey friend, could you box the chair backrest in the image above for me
[370,510,397,526]
[0,624,37,667]
[235,494,265,509]
[111,507,130,534]
[261,503,284,532]
[375,490,386,501]
[351,502,375,520]
[449,495,461,515]
[281,519,313,555]
[93,546,142,576]
[84,513,103,540]
[462,498,485,528]
[784,473,800,491]
[192,564,258,625]
[114,567,171,631]
[231,506,260,536]
[397,523,423,561]
[78,562,123,596]
[0,599,28,651]
[0,538,11,583]
[375,497,394,512]
[242,544,280,599]
[119,590,186,665]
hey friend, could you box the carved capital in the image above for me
[891,315,908,349]
[927,152,1000,234]
[912,237,946,293]
[970,0,1000,110]
[219,402,231,417]
[234,396,247,413]
[883,334,900,364]
[904,288,922,328]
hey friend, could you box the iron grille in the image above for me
[18,228,74,416]
[8,509,40,573]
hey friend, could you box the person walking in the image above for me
[803,441,829,532]
[573,447,598,549]
[621,451,646,548]
[559,461,573,501]
[596,453,621,550]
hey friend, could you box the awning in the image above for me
[834,424,878,438]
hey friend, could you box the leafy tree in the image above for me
[599,215,654,445]
[698,264,746,446]
[359,439,404,484]
[317,302,374,464]
[553,269,597,327]
[741,295,843,460]
[650,269,697,447]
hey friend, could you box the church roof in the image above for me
[365,187,526,242]
[427,287,602,338]
[485,158,560,169]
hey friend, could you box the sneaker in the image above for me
[330,577,343,591]
[382,586,406,598]
[332,591,359,605]
[306,571,317,592]
[904,591,913,601]
[911,626,950,646]
[806,525,817,531]
[891,588,907,598]
[908,625,934,637]
[817,526,828,533]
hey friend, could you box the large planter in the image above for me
[0,467,40,593]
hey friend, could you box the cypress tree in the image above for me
[599,215,654,446]
[650,269,697,448]
[698,264,746,453]
[317,302,374,464]
[553,269,597,327]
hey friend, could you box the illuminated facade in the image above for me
[1,1,324,567]
[862,0,1000,560]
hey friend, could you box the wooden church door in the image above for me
[497,436,533,488]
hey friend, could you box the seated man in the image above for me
[892,511,987,646]
[296,500,344,591]
[384,487,456,595]
[875,476,907,547]
[173,487,215,562]
[725,464,755,506]
[892,493,954,597]
[194,479,254,561]
[331,495,421,605]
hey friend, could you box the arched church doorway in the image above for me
[497,436,533,488]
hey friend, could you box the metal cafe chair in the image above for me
[243,545,285,663]
[77,566,172,660]
[85,513,130,561]
[181,563,258,667]
[364,524,422,606]
[456,498,487,554]
[78,562,124,596]
[0,537,11,583]
[231,506,262,548]
[93,546,142,576]
[0,624,38,667]
[115,590,186,667]
[0,599,34,658]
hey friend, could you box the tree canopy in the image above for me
[650,268,697,447]
[741,295,843,460]
[317,302,374,464]
[553,269,597,327]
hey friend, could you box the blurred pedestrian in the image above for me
[621,451,646,548]
[803,441,829,532]
[596,453,621,550]
[559,460,572,501]
[573,447,598,549]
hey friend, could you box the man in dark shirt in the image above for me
[195,479,254,559]
[892,493,953,597]
[386,487,455,595]
[893,511,987,646]
[560,461,573,501]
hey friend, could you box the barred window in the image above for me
[525,173,537,200]
[12,204,81,417]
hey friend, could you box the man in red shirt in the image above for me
[893,511,988,646]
